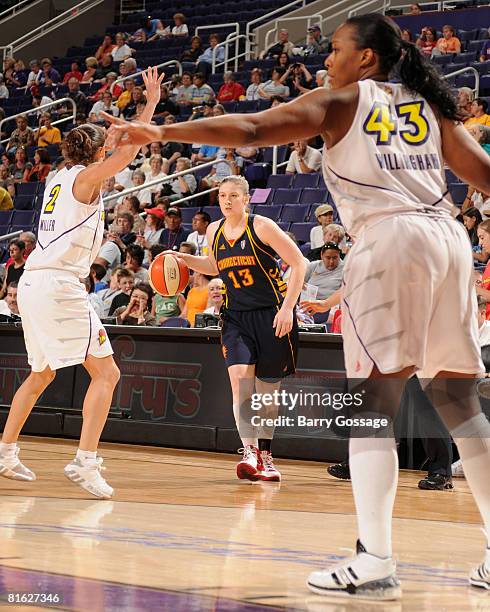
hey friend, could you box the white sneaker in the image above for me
[470,549,490,590]
[0,448,36,481]
[236,445,260,481]
[451,459,465,478]
[307,541,401,601]
[258,451,281,482]
[64,457,114,499]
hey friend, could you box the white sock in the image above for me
[452,413,490,544]
[0,441,18,457]
[76,449,97,463]
[349,436,398,559]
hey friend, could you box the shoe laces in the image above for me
[238,446,256,461]
[84,457,106,472]
[260,451,275,470]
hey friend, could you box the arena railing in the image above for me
[212,34,254,74]
[1,0,105,61]
[0,230,22,242]
[444,66,480,97]
[0,97,77,145]
[263,14,325,54]
[111,60,183,93]
[119,0,146,23]
[0,0,41,23]
[103,159,233,206]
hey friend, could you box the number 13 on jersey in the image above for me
[363,101,430,146]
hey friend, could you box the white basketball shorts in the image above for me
[341,212,484,380]
[18,270,113,372]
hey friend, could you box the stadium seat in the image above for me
[266,174,291,189]
[16,182,38,197]
[272,188,302,204]
[445,169,461,184]
[448,182,468,206]
[12,210,36,226]
[290,222,315,243]
[161,317,191,328]
[14,195,35,210]
[202,206,222,222]
[277,221,290,232]
[0,211,13,226]
[0,225,9,238]
[280,204,309,223]
[180,207,200,224]
[300,188,328,204]
[292,173,320,188]
[254,204,282,220]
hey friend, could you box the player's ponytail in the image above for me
[346,13,462,121]
[62,124,106,166]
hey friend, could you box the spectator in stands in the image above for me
[191,73,215,105]
[401,29,413,43]
[108,268,134,315]
[315,69,329,88]
[90,91,119,122]
[18,231,36,259]
[153,85,179,121]
[115,78,136,111]
[122,85,145,119]
[175,72,196,107]
[201,148,243,204]
[122,58,139,78]
[3,58,25,88]
[463,206,484,249]
[171,12,188,37]
[101,175,119,201]
[113,196,145,232]
[0,76,8,99]
[204,277,224,315]
[147,19,171,41]
[125,243,149,282]
[95,35,115,62]
[304,25,329,55]
[217,72,245,103]
[476,220,490,319]
[246,68,263,101]
[262,28,295,59]
[258,67,290,99]
[304,242,344,300]
[139,207,165,247]
[7,116,34,153]
[158,206,189,250]
[94,230,122,278]
[0,182,13,210]
[45,156,65,185]
[408,3,421,15]
[90,71,121,102]
[310,204,334,249]
[62,61,83,84]
[276,52,291,70]
[181,272,212,326]
[152,282,186,325]
[192,141,219,166]
[94,54,114,82]
[270,95,286,107]
[26,59,42,89]
[23,148,51,183]
[66,77,89,116]
[9,147,28,181]
[139,155,169,205]
[466,98,490,128]
[114,283,156,326]
[196,34,224,77]
[286,140,322,174]
[323,223,346,251]
[160,122,184,167]
[111,33,132,62]
[416,27,437,57]
[81,57,98,83]
[97,266,123,316]
[35,112,61,147]
[435,25,461,55]
[458,87,474,119]
[180,36,203,64]
[0,281,19,316]
[39,58,60,87]
[480,30,490,62]
[0,239,25,299]
[280,62,313,97]
[187,211,211,255]
[166,157,197,199]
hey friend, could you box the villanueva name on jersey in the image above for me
[217,255,257,272]
[39,219,56,232]
[375,152,441,172]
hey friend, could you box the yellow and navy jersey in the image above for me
[212,214,287,311]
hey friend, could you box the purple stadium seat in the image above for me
[12,210,36,226]
[181,207,200,224]
[16,182,38,197]
[277,221,290,232]
[300,188,328,204]
[290,222,315,243]
[0,225,9,237]
[0,211,13,226]
[266,174,291,189]
[14,195,35,210]
[272,188,302,204]
[280,204,308,223]
[292,173,320,188]
[254,204,282,220]
[448,183,468,206]
[161,317,191,328]
[202,206,222,222]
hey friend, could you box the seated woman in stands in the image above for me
[23,148,51,183]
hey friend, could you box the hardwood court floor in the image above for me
[0,437,489,612]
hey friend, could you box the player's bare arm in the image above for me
[104,85,360,149]
[301,287,342,315]
[74,67,164,205]
[253,215,307,337]
[169,221,220,276]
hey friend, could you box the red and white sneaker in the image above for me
[258,451,281,482]
[236,445,260,481]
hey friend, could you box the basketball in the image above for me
[148,253,190,296]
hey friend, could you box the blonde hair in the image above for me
[219,175,249,195]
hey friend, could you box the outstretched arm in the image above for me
[104,85,358,148]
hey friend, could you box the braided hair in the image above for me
[345,13,462,121]
[62,124,106,166]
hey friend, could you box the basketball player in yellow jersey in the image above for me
[163,176,306,481]
[106,14,490,599]
[0,67,163,499]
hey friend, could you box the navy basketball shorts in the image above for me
[220,306,298,381]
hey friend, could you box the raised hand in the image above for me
[102,114,164,147]
[142,65,165,106]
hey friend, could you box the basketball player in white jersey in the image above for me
[104,14,490,598]
[0,67,163,499]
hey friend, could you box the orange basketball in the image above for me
[148,253,190,297]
